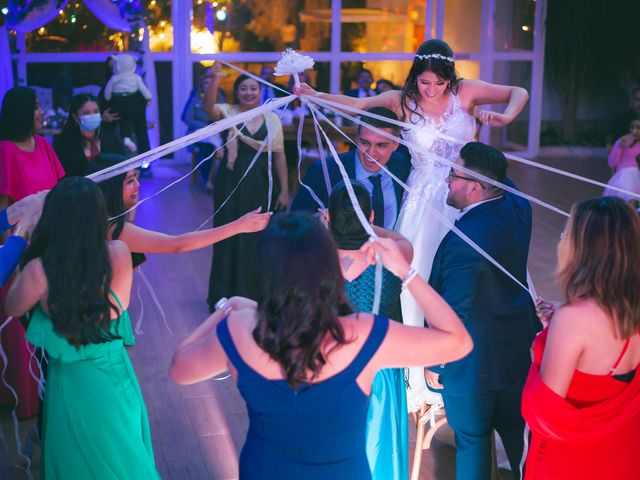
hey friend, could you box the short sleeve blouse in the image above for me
[0,135,65,201]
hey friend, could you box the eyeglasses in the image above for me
[447,170,477,182]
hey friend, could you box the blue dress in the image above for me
[216,314,390,479]
[345,265,409,480]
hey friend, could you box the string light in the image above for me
[1,7,8,15]
[521,25,530,31]
[160,20,166,27]
[58,9,64,15]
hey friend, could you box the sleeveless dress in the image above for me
[345,265,408,480]
[522,327,640,479]
[395,94,476,411]
[208,107,284,307]
[216,314,390,479]
[25,293,159,480]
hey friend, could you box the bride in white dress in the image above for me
[295,39,529,411]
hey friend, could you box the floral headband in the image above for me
[414,53,454,63]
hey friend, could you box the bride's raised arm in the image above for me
[294,83,401,116]
[459,79,529,127]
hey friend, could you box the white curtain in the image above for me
[0,26,13,101]
[83,0,132,32]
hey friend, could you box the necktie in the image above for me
[369,174,384,227]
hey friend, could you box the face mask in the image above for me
[79,113,102,132]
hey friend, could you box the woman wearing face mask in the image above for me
[54,93,126,177]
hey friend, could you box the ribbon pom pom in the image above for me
[274,49,315,77]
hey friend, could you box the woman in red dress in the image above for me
[522,197,640,479]
[0,87,65,418]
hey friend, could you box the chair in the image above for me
[410,401,502,480]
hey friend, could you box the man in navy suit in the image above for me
[291,107,410,230]
[344,69,376,98]
[427,142,540,480]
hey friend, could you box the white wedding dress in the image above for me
[395,94,476,412]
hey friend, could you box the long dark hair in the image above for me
[328,180,372,250]
[556,197,640,338]
[253,213,353,388]
[60,93,100,140]
[0,87,37,142]
[84,153,129,239]
[21,177,121,346]
[400,39,461,122]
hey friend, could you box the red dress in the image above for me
[522,327,640,479]
[0,135,64,418]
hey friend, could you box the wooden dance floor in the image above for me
[2,151,611,479]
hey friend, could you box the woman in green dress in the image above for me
[6,177,159,479]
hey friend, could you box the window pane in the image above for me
[443,0,482,53]
[26,4,124,53]
[192,0,332,53]
[147,1,174,53]
[340,1,426,53]
[155,62,173,145]
[26,62,106,113]
[24,1,172,53]
[494,0,535,52]
[340,60,411,95]
[456,60,480,83]
[488,61,532,150]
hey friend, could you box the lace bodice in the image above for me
[402,94,475,171]
[399,94,476,210]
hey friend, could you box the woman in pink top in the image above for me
[0,87,64,418]
[603,117,640,201]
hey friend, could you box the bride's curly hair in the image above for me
[400,39,461,123]
[253,213,353,388]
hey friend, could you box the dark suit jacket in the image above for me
[428,185,541,396]
[290,149,411,217]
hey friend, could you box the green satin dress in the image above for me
[25,292,159,480]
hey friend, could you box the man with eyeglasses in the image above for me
[427,142,541,480]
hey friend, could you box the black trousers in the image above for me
[109,91,150,153]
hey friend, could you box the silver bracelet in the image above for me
[401,267,419,289]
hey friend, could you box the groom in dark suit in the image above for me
[290,107,410,229]
[427,142,540,480]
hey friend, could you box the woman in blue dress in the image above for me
[328,180,411,480]
[170,212,473,479]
